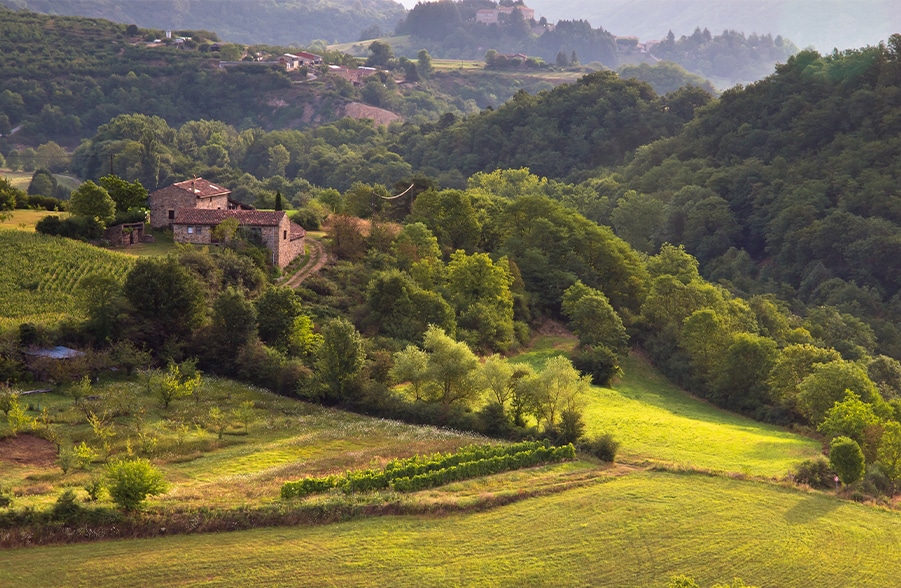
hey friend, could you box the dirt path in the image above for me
[281,237,330,288]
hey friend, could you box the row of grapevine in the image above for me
[391,445,576,492]
[0,230,134,325]
[280,441,575,499]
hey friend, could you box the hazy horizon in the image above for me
[393,0,900,52]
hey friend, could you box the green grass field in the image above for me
[0,208,68,231]
[3,471,900,587]
[584,355,821,477]
[2,169,80,192]
[512,342,821,477]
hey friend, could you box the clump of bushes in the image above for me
[792,456,835,489]
[584,433,620,462]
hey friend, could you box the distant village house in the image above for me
[475,5,535,25]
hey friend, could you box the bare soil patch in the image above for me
[343,102,402,125]
[0,434,57,467]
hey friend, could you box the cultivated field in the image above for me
[0,230,134,329]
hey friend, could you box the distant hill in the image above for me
[527,0,899,53]
[0,0,408,45]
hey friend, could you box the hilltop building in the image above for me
[475,5,535,25]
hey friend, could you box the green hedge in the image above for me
[280,441,575,499]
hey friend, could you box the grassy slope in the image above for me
[513,340,821,477]
[1,378,486,510]
[4,471,901,587]
[586,355,821,476]
[0,209,69,232]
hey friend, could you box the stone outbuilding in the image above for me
[171,209,306,268]
[147,178,252,229]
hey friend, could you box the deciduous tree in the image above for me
[68,180,115,224]
[106,458,168,512]
[829,436,865,486]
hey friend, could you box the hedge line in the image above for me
[280,441,574,499]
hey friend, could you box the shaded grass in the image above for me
[113,229,175,257]
[3,471,901,587]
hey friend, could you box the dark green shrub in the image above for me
[106,458,168,512]
[793,456,834,489]
[570,345,621,386]
[36,215,105,240]
[587,433,620,462]
[479,402,513,437]
[830,436,866,486]
[51,489,82,521]
[557,408,586,444]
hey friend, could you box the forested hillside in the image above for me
[0,6,567,150]
[0,0,407,45]
[607,40,901,361]
[390,1,797,87]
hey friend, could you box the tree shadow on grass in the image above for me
[783,493,841,524]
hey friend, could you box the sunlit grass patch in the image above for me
[582,354,821,477]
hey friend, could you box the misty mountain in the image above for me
[527,0,899,53]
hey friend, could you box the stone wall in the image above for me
[148,188,229,228]
[172,223,213,244]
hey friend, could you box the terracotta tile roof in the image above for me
[173,209,287,227]
[172,178,231,198]
[290,222,306,241]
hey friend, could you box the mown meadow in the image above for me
[2,345,870,586]
[4,471,901,587]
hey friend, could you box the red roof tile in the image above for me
[173,209,287,227]
[290,222,306,240]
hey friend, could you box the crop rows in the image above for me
[281,441,575,498]
[0,230,134,325]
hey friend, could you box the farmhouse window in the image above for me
[187,226,194,234]
[283,230,287,240]
[168,209,175,219]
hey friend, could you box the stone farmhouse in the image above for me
[147,178,250,228]
[147,178,306,268]
[172,209,305,268]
